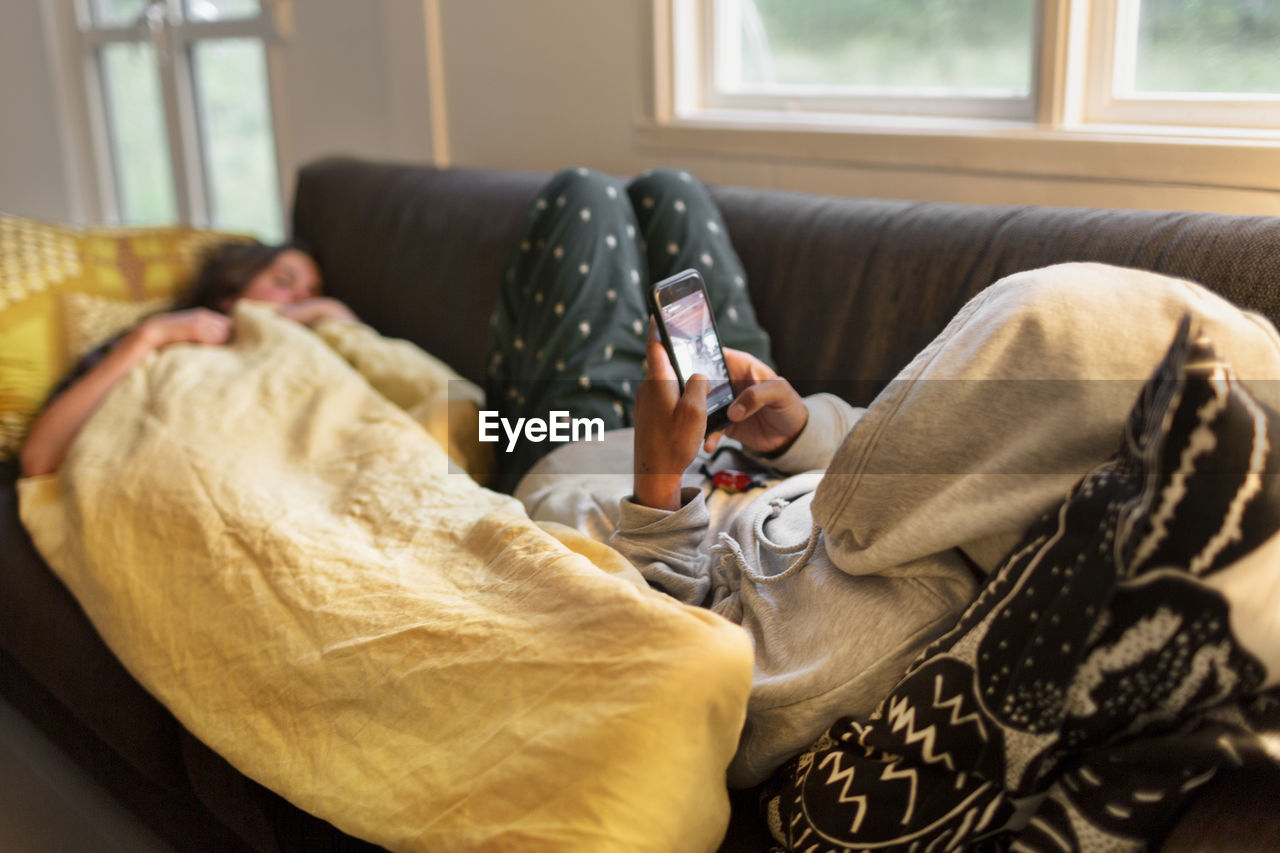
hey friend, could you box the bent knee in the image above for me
[628,166,698,193]
[627,167,706,206]
[544,166,624,206]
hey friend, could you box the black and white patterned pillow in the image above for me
[764,316,1280,852]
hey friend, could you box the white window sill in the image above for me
[636,112,1280,196]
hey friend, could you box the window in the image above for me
[71,0,289,240]
[1085,0,1280,129]
[702,0,1037,121]
[666,0,1280,133]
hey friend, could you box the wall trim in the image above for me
[636,117,1280,197]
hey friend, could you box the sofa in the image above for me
[3,155,1280,851]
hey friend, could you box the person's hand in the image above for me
[19,307,231,478]
[704,347,807,456]
[633,319,709,511]
[130,308,233,351]
[275,297,359,328]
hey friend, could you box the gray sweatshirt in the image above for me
[516,394,976,787]
[521,262,1280,788]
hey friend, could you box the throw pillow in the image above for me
[61,292,172,365]
[0,214,245,460]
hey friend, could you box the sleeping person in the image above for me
[17,214,754,852]
[20,239,493,482]
[20,241,359,478]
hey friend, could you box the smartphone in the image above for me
[649,269,736,433]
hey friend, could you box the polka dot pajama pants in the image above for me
[484,166,772,493]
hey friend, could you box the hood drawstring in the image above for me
[710,496,822,586]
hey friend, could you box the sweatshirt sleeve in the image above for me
[756,393,865,474]
[608,488,712,608]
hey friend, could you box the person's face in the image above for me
[234,249,322,307]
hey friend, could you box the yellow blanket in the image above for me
[19,304,753,852]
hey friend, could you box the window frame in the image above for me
[661,0,1280,135]
[647,0,1280,214]
[59,0,292,235]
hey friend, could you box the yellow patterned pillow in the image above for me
[62,292,173,364]
[0,215,246,460]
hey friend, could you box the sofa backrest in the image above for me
[294,157,1280,402]
[293,158,546,388]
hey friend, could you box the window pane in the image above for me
[90,0,151,28]
[727,0,1034,93]
[99,43,178,225]
[1133,0,1280,95]
[183,0,262,22]
[191,39,282,241]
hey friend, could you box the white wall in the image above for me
[436,0,648,177]
[279,0,436,196]
[0,1,75,222]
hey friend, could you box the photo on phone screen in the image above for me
[650,270,735,431]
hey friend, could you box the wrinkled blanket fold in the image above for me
[19,304,753,852]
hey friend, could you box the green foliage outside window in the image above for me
[745,0,1280,96]
[1136,0,1280,94]
[747,0,1034,91]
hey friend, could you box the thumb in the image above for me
[645,320,677,382]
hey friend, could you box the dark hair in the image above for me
[44,239,314,412]
[171,238,312,313]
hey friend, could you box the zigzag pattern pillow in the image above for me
[764,316,1280,852]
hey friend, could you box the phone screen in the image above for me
[656,285,735,415]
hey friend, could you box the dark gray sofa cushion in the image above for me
[292,161,547,384]
[716,188,1280,400]
[295,158,1280,406]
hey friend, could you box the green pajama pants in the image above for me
[485,166,772,493]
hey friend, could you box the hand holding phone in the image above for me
[649,269,736,433]
[633,325,711,510]
[705,348,809,456]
